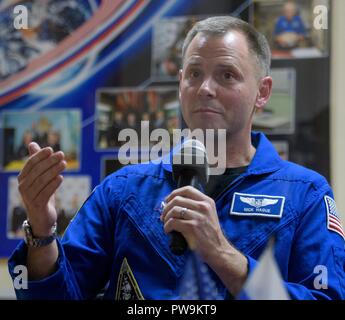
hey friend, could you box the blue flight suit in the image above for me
[274,15,306,37]
[8,132,345,299]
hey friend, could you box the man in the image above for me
[8,16,345,299]
[274,1,307,50]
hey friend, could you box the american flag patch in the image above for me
[324,196,345,240]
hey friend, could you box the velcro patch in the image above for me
[230,192,285,218]
[115,258,144,300]
[324,195,345,240]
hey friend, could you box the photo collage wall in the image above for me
[0,0,330,257]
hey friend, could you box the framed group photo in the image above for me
[7,175,91,239]
[2,109,81,171]
[95,87,181,151]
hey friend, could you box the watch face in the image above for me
[22,220,33,244]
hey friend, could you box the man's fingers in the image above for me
[18,147,54,181]
[161,196,201,221]
[162,206,203,223]
[162,187,215,221]
[28,142,41,156]
[34,175,64,206]
[26,160,66,202]
[19,151,65,191]
[165,186,208,203]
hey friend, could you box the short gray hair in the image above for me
[182,16,271,77]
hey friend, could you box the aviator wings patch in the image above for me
[240,196,279,209]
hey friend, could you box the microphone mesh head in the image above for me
[181,139,207,158]
[173,139,208,165]
[172,139,209,184]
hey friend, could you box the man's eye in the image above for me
[223,72,233,80]
[190,70,200,78]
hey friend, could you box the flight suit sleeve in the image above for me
[8,239,83,299]
[241,183,345,300]
[8,174,126,299]
[285,184,345,299]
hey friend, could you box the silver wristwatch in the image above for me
[22,220,57,247]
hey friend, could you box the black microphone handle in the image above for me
[170,231,188,256]
[170,173,199,255]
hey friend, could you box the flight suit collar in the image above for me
[162,131,284,176]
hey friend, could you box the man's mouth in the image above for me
[193,107,222,114]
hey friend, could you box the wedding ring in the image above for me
[180,207,187,219]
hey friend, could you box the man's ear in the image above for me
[178,69,183,100]
[255,76,273,110]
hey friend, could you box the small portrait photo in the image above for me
[7,175,91,239]
[272,140,290,160]
[95,87,180,150]
[2,109,81,171]
[253,68,296,135]
[101,157,125,181]
[151,15,201,81]
[253,0,329,59]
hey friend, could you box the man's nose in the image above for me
[197,77,216,98]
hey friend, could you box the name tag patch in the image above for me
[230,192,285,218]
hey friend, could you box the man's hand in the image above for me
[161,186,228,262]
[17,142,66,237]
[161,186,248,296]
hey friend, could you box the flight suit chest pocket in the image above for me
[222,198,296,256]
[120,194,186,277]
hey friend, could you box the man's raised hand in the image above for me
[17,142,66,237]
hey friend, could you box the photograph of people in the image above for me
[273,1,307,50]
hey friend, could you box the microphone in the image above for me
[170,139,209,255]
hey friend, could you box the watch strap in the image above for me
[23,220,57,248]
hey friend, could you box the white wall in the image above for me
[331,0,345,224]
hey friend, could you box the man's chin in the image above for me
[189,124,227,132]
[185,126,230,140]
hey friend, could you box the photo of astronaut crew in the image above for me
[96,88,180,150]
[7,175,91,239]
[1,110,81,171]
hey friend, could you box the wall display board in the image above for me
[0,0,330,257]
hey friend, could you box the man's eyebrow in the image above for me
[217,63,237,68]
[217,63,243,72]
[185,60,202,66]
